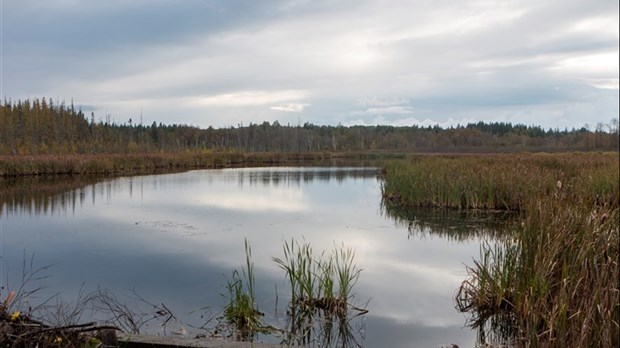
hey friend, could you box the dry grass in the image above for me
[382,152,618,211]
[0,151,333,177]
[383,152,619,347]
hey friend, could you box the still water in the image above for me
[0,167,499,347]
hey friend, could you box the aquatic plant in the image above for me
[272,239,367,346]
[383,153,619,347]
[457,190,618,347]
[222,239,264,341]
[381,152,619,211]
[219,238,367,345]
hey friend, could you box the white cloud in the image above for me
[199,189,307,212]
[577,78,619,90]
[357,96,410,107]
[570,14,619,37]
[4,0,618,129]
[551,52,620,90]
[192,90,308,106]
[270,103,310,112]
[352,106,415,115]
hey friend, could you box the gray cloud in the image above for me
[2,0,618,129]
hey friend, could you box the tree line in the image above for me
[0,98,618,155]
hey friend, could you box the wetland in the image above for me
[1,165,504,347]
[1,152,617,347]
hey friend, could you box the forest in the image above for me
[0,97,618,155]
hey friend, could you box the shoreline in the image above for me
[118,333,291,348]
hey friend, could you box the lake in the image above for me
[0,166,503,347]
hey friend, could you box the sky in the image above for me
[1,0,618,130]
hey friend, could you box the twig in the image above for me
[17,322,120,337]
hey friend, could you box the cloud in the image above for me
[191,90,307,107]
[352,106,415,115]
[199,190,307,212]
[550,52,620,89]
[357,96,410,107]
[270,103,310,112]
[3,0,618,129]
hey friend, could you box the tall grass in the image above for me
[0,151,333,177]
[456,190,618,347]
[513,190,618,346]
[220,238,367,345]
[382,152,618,211]
[222,239,264,341]
[272,239,366,346]
[383,152,619,347]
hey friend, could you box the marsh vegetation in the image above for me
[2,157,616,347]
[2,236,369,347]
[382,153,619,347]
[221,238,368,346]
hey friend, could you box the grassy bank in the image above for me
[0,151,336,177]
[382,152,619,347]
[382,152,618,211]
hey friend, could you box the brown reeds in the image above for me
[381,152,618,211]
[0,151,334,177]
[383,152,619,347]
[456,190,618,347]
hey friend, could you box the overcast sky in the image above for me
[2,0,618,129]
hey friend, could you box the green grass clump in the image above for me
[222,239,264,341]
[272,239,366,346]
[220,238,367,346]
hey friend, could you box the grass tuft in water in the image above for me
[222,238,264,341]
[272,239,367,346]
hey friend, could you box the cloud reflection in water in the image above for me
[0,167,491,347]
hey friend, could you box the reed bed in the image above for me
[382,152,619,347]
[0,151,333,177]
[456,190,618,347]
[382,152,618,211]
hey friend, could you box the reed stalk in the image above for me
[382,152,619,347]
[272,239,366,346]
[222,239,263,341]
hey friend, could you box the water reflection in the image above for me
[1,167,496,347]
[381,201,514,242]
[0,168,382,217]
[0,176,104,216]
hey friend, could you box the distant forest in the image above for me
[1,98,618,155]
